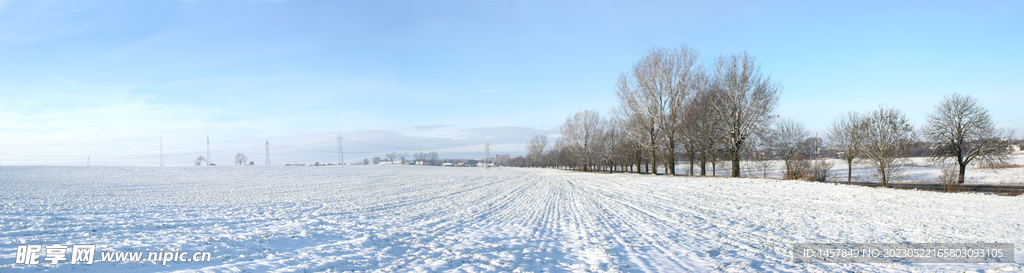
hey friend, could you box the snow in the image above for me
[689,153,1024,185]
[1,165,1022,272]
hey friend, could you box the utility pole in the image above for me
[338,133,343,166]
[484,142,490,169]
[206,134,211,166]
[160,137,164,167]
[264,139,270,165]
[813,132,818,160]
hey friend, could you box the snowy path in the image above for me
[1,165,1021,272]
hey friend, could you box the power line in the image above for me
[1,135,472,165]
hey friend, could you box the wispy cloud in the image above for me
[475,88,510,94]
[412,124,451,131]
[873,54,895,63]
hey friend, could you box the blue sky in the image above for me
[0,0,1021,166]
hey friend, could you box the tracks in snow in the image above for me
[1,166,1021,272]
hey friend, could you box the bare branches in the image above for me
[862,106,917,186]
[771,118,809,179]
[710,52,782,177]
[526,135,548,167]
[234,153,248,165]
[924,93,1010,183]
[560,110,604,171]
[826,111,867,182]
[615,45,707,175]
[385,151,397,164]
[682,87,723,176]
[541,46,785,177]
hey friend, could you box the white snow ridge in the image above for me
[1,165,1022,272]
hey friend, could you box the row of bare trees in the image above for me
[826,94,1012,186]
[527,45,782,177]
[525,45,1015,185]
[375,151,442,165]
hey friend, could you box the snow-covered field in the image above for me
[686,153,1024,185]
[1,165,1022,272]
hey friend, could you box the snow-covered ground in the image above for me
[679,152,1024,185]
[1,165,1021,272]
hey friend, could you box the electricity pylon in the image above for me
[484,142,490,169]
[264,139,270,165]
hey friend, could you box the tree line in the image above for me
[526,45,1015,185]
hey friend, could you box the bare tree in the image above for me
[684,88,724,176]
[194,155,206,166]
[494,154,512,167]
[372,156,381,165]
[656,46,702,175]
[362,158,370,165]
[548,138,568,169]
[414,152,426,164]
[398,152,408,164]
[384,152,397,164]
[526,135,548,167]
[427,152,439,166]
[746,128,776,178]
[800,136,824,159]
[679,112,702,176]
[616,106,655,173]
[616,45,703,175]
[710,52,781,177]
[924,93,1011,184]
[234,153,248,165]
[560,110,604,171]
[863,106,916,186]
[510,155,526,167]
[597,121,623,172]
[771,118,808,179]
[827,111,867,182]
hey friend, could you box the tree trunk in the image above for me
[880,167,888,187]
[731,152,741,178]
[636,157,641,174]
[700,155,707,176]
[712,160,716,176]
[688,155,695,176]
[846,159,853,182]
[649,149,657,175]
[958,163,966,184]
[667,144,676,175]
